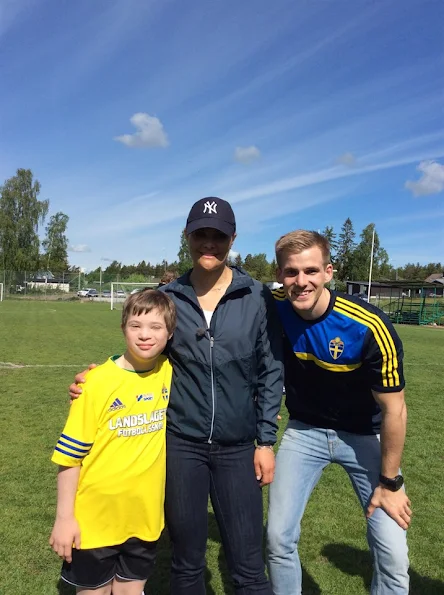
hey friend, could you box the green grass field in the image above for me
[1,300,443,595]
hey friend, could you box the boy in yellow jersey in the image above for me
[49,289,176,595]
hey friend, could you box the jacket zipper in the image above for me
[208,335,215,444]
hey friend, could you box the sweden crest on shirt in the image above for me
[329,337,344,360]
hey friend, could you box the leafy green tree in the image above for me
[253,253,269,281]
[234,253,243,268]
[268,258,278,281]
[104,260,122,276]
[351,224,390,281]
[336,218,356,281]
[243,253,269,281]
[178,229,192,274]
[41,211,69,273]
[243,254,256,278]
[350,224,377,280]
[321,225,338,262]
[0,169,49,271]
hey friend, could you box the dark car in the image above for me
[86,289,99,298]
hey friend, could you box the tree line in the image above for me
[1,169,441,288]
[87,227,441,288]
[0,169,70,273]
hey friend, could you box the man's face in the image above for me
[277,246,333,319]
[187,228,235,272]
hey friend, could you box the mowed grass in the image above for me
[0,300,443,595]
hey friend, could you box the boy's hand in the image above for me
[69,364,97,401]
[49,517,81,563]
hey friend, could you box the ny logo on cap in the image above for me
[203,200,217,215]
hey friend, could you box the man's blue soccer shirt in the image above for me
[272,290,405,434]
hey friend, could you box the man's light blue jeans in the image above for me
[267,420,409,595]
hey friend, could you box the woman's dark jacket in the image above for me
[160,267,283,445]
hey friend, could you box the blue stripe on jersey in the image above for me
[54,446,84,459]
[60,433,93,447]
[57,439,91,454]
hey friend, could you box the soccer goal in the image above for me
[110,282,158,310]
[0,283,3,302]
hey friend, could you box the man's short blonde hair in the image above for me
[121,289,176,334]
[275,230,331,267]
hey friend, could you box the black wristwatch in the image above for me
[379,474,404,492]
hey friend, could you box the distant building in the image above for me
[26,271,70,293]
[346,279,443,299]
[424,272,444,285]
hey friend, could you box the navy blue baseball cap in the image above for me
[185,197,236,237]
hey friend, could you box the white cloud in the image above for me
[114,113,169,148]
[69,244,91,253]
[229,249,239,259]
[337,152,356,167]
[405,161,444,196]
[234,146,261,164]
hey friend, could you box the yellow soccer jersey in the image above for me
[52,355,172,549]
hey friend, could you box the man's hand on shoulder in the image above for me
[367,486,412,530]
[254,446,275,487]
[69,364,97,401]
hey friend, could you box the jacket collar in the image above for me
[165,267,254,301]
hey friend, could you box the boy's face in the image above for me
[123,308,171,363]
[277,246,333,319]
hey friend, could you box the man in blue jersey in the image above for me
[267,230,411,595]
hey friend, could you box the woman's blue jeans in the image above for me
[165,432,272,595]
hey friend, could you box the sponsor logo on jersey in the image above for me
[161,384,169,401]
[109,408,167,430]
[109,398,126,412]
[109,408,167,438]
[329,337,344,360]
[136,393,154,402]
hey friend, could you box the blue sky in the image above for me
[1,0,443,271]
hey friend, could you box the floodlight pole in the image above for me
[368,227,375,302]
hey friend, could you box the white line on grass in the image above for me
[0,362,86,369]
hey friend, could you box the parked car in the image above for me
[77,288,93,297]
[86,289,99,298]
[102,290,111,298]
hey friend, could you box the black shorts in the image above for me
[61,537,157,589]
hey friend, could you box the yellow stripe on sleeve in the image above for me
[334,297,400,388]
[272,289,286,301]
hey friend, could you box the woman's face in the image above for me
[188,228,235,271]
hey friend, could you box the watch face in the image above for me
[394,475,404,490]
[380,474,404,490]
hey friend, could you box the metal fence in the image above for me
[0,270,159,299]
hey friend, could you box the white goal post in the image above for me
[0,283,3,302]
[110,282,158,310]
